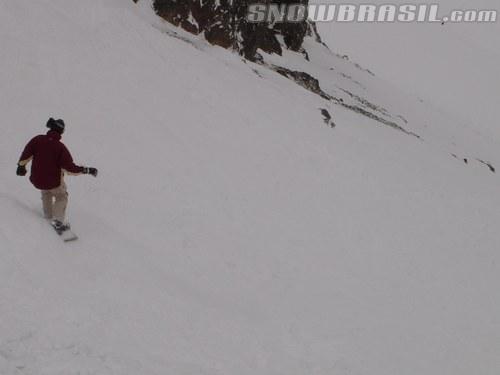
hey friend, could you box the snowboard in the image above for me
[51,222,78,242]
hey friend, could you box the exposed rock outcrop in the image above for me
[135,0,420,139]
[272,66,332,100]
[151,0,310,60]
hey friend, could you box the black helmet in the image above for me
[46,118,65,133]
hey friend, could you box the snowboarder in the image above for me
[16,118,98,233]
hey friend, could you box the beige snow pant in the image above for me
[41,182,68,222]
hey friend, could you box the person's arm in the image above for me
[17,137,37,176]
[18,137,37,166]
[60,145,98,177]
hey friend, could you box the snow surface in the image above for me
[1,1,499,374]
[315,0,500,136]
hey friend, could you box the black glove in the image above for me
[82,167,98,177]
[16,164,27,176]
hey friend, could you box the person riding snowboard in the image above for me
[17,118,98,232]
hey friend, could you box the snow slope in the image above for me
[1,1,499,374]
[316,0,500,136]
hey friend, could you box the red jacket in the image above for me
[19,130,83,190]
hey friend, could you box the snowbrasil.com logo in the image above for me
[247,4,498,23]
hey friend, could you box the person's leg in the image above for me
[41,190,54,219]
[52,182,68,223]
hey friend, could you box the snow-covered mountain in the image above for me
[1,1,499,374]
[316,0,500,137]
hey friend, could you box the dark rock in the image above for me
[272,66,331,100]
[320,108,335,128]
[151,0,312,61]
[477,159,496,173]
